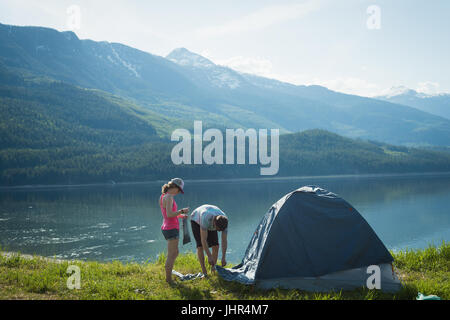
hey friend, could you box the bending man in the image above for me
[190,204,228,275]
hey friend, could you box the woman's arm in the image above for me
[164,195,181,218]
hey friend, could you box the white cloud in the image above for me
[196,0,321,38]
[274,74,385,97]
[305,77,382,97]
[416,81,440,95]
[378,85,411,97]
[215,56,274,76]
[204,52,383,97]
[268,74,383,97]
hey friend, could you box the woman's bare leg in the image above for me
[165,238,179,283]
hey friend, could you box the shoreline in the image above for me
[2,238,447,266]
[1,171,450,191]
[0,251,68,264]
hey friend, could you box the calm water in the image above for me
[0,174,449,264]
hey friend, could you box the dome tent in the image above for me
[216,186,402,292]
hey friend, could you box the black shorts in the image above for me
[161,228,179,240]
[191,220,219,248]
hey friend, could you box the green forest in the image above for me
[1,66,450,186]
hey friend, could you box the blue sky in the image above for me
[1,0,449,97]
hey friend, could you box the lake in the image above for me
[1,173,449,264]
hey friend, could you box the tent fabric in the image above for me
[255,263,401,292]
[216,185,401,292]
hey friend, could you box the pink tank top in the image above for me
[160,193,179,230]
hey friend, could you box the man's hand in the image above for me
[208,254,216,272]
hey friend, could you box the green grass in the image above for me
[0,242,448,300]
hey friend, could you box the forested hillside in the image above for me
[2,23,450,147]
[1,24,450,186]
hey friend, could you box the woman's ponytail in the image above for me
[161,183,170,194]
[161,182,178,194]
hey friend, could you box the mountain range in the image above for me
[1,22,450,186]
[376,86,450,120]
[1,23,450,147]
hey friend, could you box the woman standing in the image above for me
[160,178,189,284]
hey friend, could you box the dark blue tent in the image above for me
[217,186,401,292]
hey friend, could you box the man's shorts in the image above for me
[191,220,219,248]
[161,228,179,240]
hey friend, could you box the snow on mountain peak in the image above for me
[166,48,243,89]
[166,48,215,68]
[381,86,417,98]
[380,85,450,99]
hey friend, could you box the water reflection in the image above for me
[0,174,449,263]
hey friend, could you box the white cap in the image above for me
[170,178,184,193]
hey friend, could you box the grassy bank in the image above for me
[0,243,448,300]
